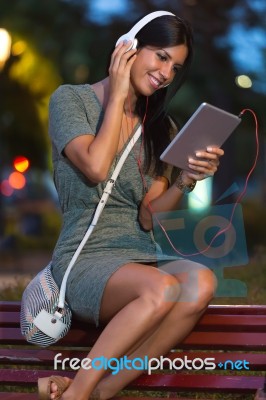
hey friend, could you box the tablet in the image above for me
[160,102,242,171]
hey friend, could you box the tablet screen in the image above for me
[160,103,241,171]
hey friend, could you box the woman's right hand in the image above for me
[108,41,137,101]
[62,42,137,184]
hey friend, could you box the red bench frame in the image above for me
[1,301,266,399]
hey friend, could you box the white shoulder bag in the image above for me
[20,126,142,347]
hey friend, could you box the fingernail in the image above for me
[196,152,201,157]
[207,146,213,151]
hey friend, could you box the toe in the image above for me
[50,377,72,399]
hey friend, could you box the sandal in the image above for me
[38,375,71,400]
[90,388,100,400]
[255,388,266,399]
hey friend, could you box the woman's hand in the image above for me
[108,41,137,101]
[182,146,224,184]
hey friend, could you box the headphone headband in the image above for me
[129,11,175,37]
[116,10,175,49]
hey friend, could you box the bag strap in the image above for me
[56,125,142,312]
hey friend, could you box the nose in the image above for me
[159,64,172,82]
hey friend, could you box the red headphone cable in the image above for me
[140,108,259,258]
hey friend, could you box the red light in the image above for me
[8,172,26,189]
[13,156,30,173]
[1,180,14,196]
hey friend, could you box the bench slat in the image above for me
[1,327,265,350]
[131,373,264,392]
[0,369,263,393]
[0,395,208,400]
[182,331,266,350]
[0,301,21,311]
[0,394,38,400]
[2,311,266,332]
[207,305,266,315]
[197,314,266,331]
[1,302,266,314]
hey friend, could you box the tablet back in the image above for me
[160,103,241,171]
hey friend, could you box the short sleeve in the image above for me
[49,85,95,155]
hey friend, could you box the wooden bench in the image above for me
[0,301,266,400]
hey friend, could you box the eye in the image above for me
[157,53,167,62]
[173,65,182,74]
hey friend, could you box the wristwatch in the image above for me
[175,171,196,194]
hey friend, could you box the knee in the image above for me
[144,274,180,320]
[182,267,217,315]
[196,268,217,312]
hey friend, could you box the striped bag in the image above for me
[20,262,71,347]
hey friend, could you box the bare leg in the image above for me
[93,260,217,399]
[55,263,181,400]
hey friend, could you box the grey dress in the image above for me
[49,84,177,326]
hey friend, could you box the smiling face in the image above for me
[129,44,188,96]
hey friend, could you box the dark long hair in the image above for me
[134,14,194,176]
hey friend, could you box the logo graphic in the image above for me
[153,203,248,297]
[53,353,250,374]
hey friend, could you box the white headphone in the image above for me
[115,10,175,51]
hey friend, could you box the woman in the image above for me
[40,11,223,400]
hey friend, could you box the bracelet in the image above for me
[175,171,196,194]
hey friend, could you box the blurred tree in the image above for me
[0,0,96,169]
[0,58,47,168]
[0,0,265,248]
[0,0,264,193]
[174,0,265,200]
[116,0,265,201]
[0,0,93,82]
[98,0,265,143]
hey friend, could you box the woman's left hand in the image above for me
[182,146,224,183]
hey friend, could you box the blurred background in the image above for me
[0,0,265,303]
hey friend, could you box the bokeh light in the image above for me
[1,180,14,196]
[8,171,26,189]
[12,40,27,56]
[13,155,30,173]
[0,28,11,68]
[235,75,253,89]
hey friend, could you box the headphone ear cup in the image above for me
[124,38,138,52]
[115,36,138,51]
[132,38,138,50]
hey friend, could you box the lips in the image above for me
[148,74,163,89]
